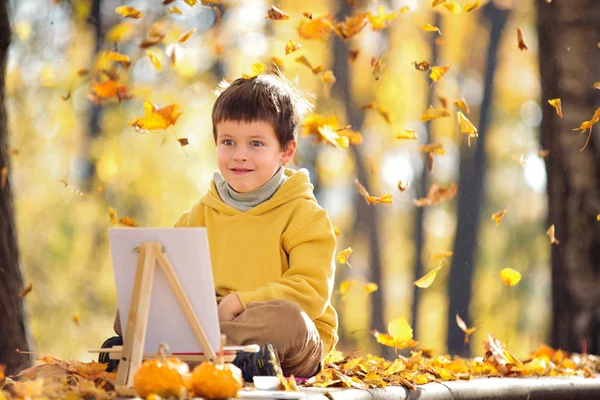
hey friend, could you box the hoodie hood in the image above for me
[201,168,316,216]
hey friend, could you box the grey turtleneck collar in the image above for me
[213,167,287,212]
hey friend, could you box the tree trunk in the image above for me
[537,0,600,354]
[0,0,31,375]
[446,2,509,356]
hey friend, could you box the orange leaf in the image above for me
[491,209,507,226]
[414,263,442,288]
[594,82,600,90]
[72,312,80,327]
[265,5,289,20]
[538,149,550,158]
[285,40,302,55]
[397,181,410,191]
[129,101,183,133]
[572,107,600,151]
[456,314,476,344]
[500,267,522,286]
[422,24,441,34]
[146,50,162,71]
[414,183,457,207]
[0,166,7,189]
[454,99,470,114]
[119,216,138,227]
[178,28,197,43]
[297,15,334,40]
[420,105,450,121]
[420,142,445,155]
[355,179,393,205]
[109,207,117,224]
[19,283,33,298]
[457,111,478,146]
[340,280,356,301]
[517,28,528,51]
[396,130,418,140]
[105,51,131,69]
[548,98,563,118]
[337,247,353,268]
[547,224,560,245]
[430,64,451,82]
[115,5,143,19]
[373,318,419,350]
[295,55,324,74]
[413,61,431,71]
[334,13,368,39]
[464,1,481,12]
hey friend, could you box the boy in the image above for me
[102,70,339,381]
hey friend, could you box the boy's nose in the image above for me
[233,149,248,161]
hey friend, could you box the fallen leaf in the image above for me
[373,318,419,350]
[146,50,162,71]
[457,111,478,146]
[265,5,289,20]
[396,130,418,140]
[548,98,563,118]
[422,24,441,34]
[572,107,600,151]
[355,179,393,205]
[178,138,189,147]
[413,61,431,71]
[178,28,197,43]
[19,283,33,298]
[500,267,522,286]
[397,181,410,191]
[454,99,470,114]
[420,105,450,121]
[491,209,507,226]
[414,263,442,288]
[431,251,452,260]
[464,1,481,12]
[115,5,143,19]
[109,208,117,224]
[430,64,451,82]
[1,166,7,189]
[337,247,353,268]
[364,282,378,295]
[547,224,559,245]
[285,40,302,55]
[119,216,138,227]
[517,28,528,51]
[129,101,183,133]
[340,280,356,300]
[456,314,476,344]
[61,89,71,101]
[413,183,458,207]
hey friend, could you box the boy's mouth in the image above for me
[231,168,253,175]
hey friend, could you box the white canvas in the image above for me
[108,227,220,354]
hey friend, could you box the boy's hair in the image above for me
[212,70,314,150]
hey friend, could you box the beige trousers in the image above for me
[114,299,323,378]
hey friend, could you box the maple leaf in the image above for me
[340,280,356,301]
[19,283,33,298]
[366,6,397,30]
[500,267,522,286]
[420,105,450,121]
[115,6,143,19]
[491,209,507,225]
[337,247,353,268]
[396,130,418,140]
[548,98,563,118]
[464,1,481,12]
[373,318,419,350]
[265,5,289,20]
[178,28,197,43]
[456,314,476,344]
[422,24,441,34]
[430,64,451,82]
[547,224,560,245]
[297,15,334,40]
[414,263,442,288]
[572,107,600,151]
[285,40,302,55]
[457,111,478,146]
[413,183,458,207]
[517,28,528,51]
[454,99,470,114]
[130,101,183,133]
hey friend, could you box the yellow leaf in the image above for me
[183,0,197,6]
[265,5,289,20]
[420,105,450,121]
[337,247,353,267]
[375,317,418,350]
[399,6,410,12]
[364,282,379,295]
[596,214,600,221]
[129,101,183,133]
[593,82,600,90]
[454,99,470,114]
[414,263,442,288]
[572,107,600,151]
[464,1,481,12]
[500,267,522,286]
[317,125,350,148]
[119,216,138,227]
[168,6,182,15]
[413,183,457,207]
[115,5,143,19]
[340,280,356,301]
[457,111,478,146]
[491,209,507,226]
[321,70,336,87]
[105,51,131,69]
[422,24,441,34]
[430,64,451,82]
[396,130,418,140]
[333,227,341,236]
[547,224,560,245]
[73,312,81,327]
[333,13,368,40]
[146,50,162,71]
[109,207,117,224]
[548,98,563,118]
[285,40,302,55]
[432,0,446,6]
[295,55,324,74]
[366,6,397,30]
[178,28,197,43]
[456,314,476,344]
[355,179,392,205]
[297,15,334,41]
[420,142,446,155]
[431,251,453,260]
[242,62,266,79]
[443,2,462,13]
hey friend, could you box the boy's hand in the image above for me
[218,293,244,322]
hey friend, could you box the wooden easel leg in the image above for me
[115,243,157,386]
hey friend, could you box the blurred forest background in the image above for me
[1,0,598,370]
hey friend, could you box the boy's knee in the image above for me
[257,300,315,336]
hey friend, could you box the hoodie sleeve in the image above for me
[236,212,336,320]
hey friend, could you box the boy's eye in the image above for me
[250,141,263,147]
[223,140,234,146]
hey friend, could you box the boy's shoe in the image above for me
[98,335,123,372]
[232,343,282,382]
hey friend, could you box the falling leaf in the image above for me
[457,111,478,146]
[297,15,334,40]
[538,149,550,158]
[430,64,451,82]
[547,224,559,245]
[464,1,481,12]
[241,62,267,79]
[19,283,33,298]
[105,51,131,69]
[500,268,522,286]
[443,2,462,13]
[572,107,600,151]
[364,282,379,295]
[456,314,476,344]
[355,179,393,205]
[295,55,324,74]
[438,96,449,109]
[373,318,419,350]
[593,82,600,90]
[119,216,138,227]
[420,142,445,155]
[454,99,470,114]
[77,68,89,76]
[183,0,197,6]
[146,50,162,71]
[178,138,189,147]
[414,183,458,207]
[109,208,117,224]
[548,98,563,118]
[370,57,386,81]
[265,5,289,20]
[333,227,341,236]
[73,312,80,327]
[348,49,359,63]
[340,280,356,300]
[366,6,397,30]
[517,28,528,51]
[285,40,302,55]
[60,180,85,196]
[596,214,600,221]
[334,13,368,39]
[212,6,222,24]
[178,28,197,43]
[413,61,431,71]
[115,5,143,19]
[61,89,71,101]
[337,247,353,268]
[396,130,418,140]
[491,209,508,225]
[432,0,446,6]
[360,102,392,124]
[317,125,349,148]
[414,263,442,288]
[431,251,452,260]
[168,6,182,14]
[397,181,410,191]
[130,101,183,133]
[422,24,441,34]
[420,105,451,121]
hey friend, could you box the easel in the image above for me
[115,241,218,386]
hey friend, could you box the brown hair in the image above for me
[211,70,314,150]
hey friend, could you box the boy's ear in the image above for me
[280,140,297,164]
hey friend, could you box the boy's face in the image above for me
[216,120,296,193]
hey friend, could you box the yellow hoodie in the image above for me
[174,168,339,355]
